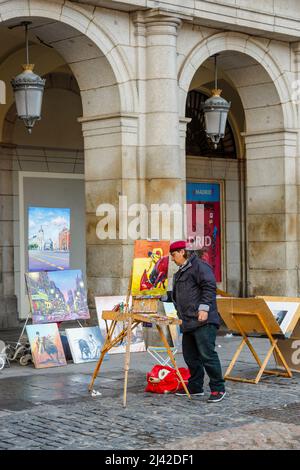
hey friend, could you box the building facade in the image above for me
[0,0,299,327]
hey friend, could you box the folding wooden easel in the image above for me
[217,298,293,384]
[89,298,191,406]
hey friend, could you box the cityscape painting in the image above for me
[26,269,90,323]
[28,207,71,271]
[26,323,66,369]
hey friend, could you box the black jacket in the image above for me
[171,253,220,333]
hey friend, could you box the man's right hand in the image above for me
[198,310,208,322]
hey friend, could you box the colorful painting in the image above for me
[65,326,106,364]
[187,182,222,282]
[28,207,70,271]
[95,296,146,354]
[131,240,170,297]
[26,323,66,369]
[26,269,90,324]
[163,302,182,350]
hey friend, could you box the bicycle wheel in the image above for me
[0,357,5,371]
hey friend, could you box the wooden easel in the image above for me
[89,297,191,406]
[217,298,293,384]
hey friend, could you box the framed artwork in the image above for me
[26,269,90,323]
[28,207,70,271]
[131,240,170,297]
[26,323,66,369]
[65,326,106,364]
[95,296,146,354]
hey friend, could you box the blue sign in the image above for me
[186,182,220,202]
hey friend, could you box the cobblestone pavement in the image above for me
[0,336,299,450]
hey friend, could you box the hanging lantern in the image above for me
[202,54,231,149]
[11,22,45,134]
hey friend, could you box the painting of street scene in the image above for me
[26,270,90,323]
[65,326,106,364]
[131,240,170,297]
[28,207,70,271]
[26,323,66,369]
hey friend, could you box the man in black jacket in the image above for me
[169,240,226,403]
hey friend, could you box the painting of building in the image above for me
[28,207,71,271]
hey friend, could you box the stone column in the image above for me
[292,42,300,296]
[245,130,298,296]
[80,113,139,313]
[0,143,17,328]
[143,13,184,240]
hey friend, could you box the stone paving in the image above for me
[0,336,299,450]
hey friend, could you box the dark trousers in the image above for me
[182,324,225,393]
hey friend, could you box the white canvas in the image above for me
[65,326,106,364]
[163,301,182,350]
[266,301,300,335]
[95,296,146,354]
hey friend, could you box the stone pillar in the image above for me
[245,130,298,296]
[143,13,184,240]
[292,42,300,295]
[80,113,139,312]
[0,144,18,328]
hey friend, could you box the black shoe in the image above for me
[207,391,226,403]
[175,389,204,397]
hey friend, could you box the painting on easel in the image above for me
[131,240,170,297]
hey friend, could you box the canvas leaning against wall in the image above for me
[163,302,182,350]
[26,270,90,323]
[66,326,106,364]
[131,240,170,297]
[28,207,71,272]
[95,296,146,354]
[26,323,66,369]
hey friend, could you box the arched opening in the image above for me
[0,10,130,328]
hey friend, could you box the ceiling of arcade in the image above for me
[0,16,119,144]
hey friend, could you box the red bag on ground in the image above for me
[145,365,190,394]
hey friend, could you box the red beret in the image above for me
[170,240,186,252]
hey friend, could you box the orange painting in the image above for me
[26,323,66,368]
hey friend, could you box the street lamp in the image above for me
[11,21,45,134]
[202,54,231,149]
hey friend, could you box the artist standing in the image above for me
[169,240,226,403]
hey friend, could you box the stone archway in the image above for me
[179,32,299,296]
[0,0,139,325]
